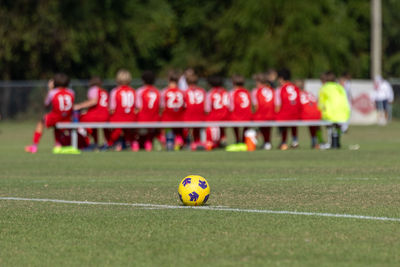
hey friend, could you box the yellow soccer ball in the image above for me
[178,175,210,206]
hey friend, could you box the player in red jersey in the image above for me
[108,69,137,151]
[295,79,322,149]
[136,70,161,151]
[229,75,252,143]
[275,69,302,150]
[73,77,109,147]
[252,73,276,150]
[25,73,75,153]
[205,76,230,146]
[161,70,185,149]
[183,72,206,147]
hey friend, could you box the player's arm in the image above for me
[74,87,99,110]
[74,99,97,111]
[44,79,55,107]
[109,89,117,114]
[274,88,281,113]
[318,88,327,112]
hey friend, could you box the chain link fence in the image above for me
[0,78,399,120]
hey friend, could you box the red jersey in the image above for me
[275,82,301,120]
[43,87,75,127]
[45,87,75,118]
[206,87,230,121]
[229,87,252,121]
[183,85,206,121]
[251,86,275,120]
[300,91,321,120]
[136,85,160,122]
[161,86,185,121]
[109,85,136,122]
[81,86,109,122]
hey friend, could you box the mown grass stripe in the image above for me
[1,196,400,222]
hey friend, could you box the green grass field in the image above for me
[1,121,400,266]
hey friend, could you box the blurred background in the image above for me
[0,0,399,120]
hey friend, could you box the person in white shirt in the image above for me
[372,75,394,124]
[178,68,194,91]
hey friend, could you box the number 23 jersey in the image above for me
[161,86,185,121]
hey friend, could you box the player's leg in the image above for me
[108,128,122,148]
[331,124,341,149]
[291,127,299,148]
[173,128,184,150]
[90,129,98,145]
[144,128,155,152]
[242,127,248,143]
[25,119,45,153]
[260,127,272,150]
[219,127,227,147]
[279,127,288,150]
[309,126,318,149]
[53,128,64,147]
[233,127,240,143]
[192,128,201,143]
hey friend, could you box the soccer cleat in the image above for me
[263,142,272,150]
[311,144,320,150]
[98,144,109,151]
[279,143,289,151]
[291,141,299,148]
[319,143,331,150]
[174,136,184,151]
[82,143,97,152]
[144,141,152,152]
[52,145,62,154]
[115,143,123,152]
[25,145,38,154]
[52,146,81,154]
[131,141,140,152]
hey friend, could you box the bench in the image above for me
[56,120,333,149]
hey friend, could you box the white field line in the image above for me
[336,177,379,181]
[1,197,400,223]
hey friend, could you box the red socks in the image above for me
[33,131,42,145]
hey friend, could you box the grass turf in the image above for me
[0,121,400,266]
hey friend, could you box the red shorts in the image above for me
[230,113,252,121]
[137,112,160,122]
[109,114,135,122]
[44,112,71,127]
[183,114,206,122]
[275,113,300,121]
[253,112,275,121]
[161,114,183,122]
[80,111,109,122]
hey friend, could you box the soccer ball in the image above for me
[178,175,210,206]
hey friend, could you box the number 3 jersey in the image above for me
[136,85,161,122]
[229,87,252,121]
[160,86,185,121]
[275,82,302,120]
[109,85,136,122]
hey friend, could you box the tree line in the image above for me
[1,0,399,80]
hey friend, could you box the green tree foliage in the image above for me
[0,0,397,79]
[383,0,400,77]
